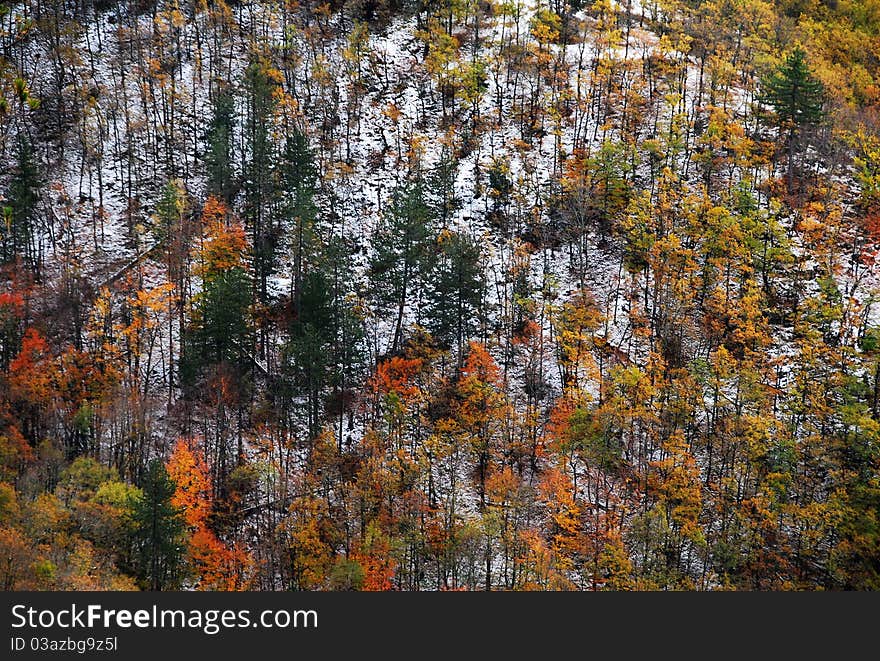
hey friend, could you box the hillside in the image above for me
[1,0,879,590]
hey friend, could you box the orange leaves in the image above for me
[485,465,522,506]
[863,212,880,246]
[166,439,252,590]
[382,102,402,124]
[371,356,424,401]
[195,197,248,277]
[8,328,55,408]
[10,327,48,368]
[117,283,177,355]
[188,528,251,591]
[545,396,579,455]
[516,529,577,591]
[460,341,501,386]
[352,539,396,591]
[0,405,32,476]
[454,342,506,434]
[538,467,581,564]
[167,439,212,529]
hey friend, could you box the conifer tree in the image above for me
[205,90,237,204]
[760,47,826,190]
[130,460,187,591]
[369,181,437,352]
[2,136,40,271]
[426,230,484,355]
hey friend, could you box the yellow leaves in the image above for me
[121,283,177,340]
[382,101,402,123]
[538,468,580,542]
[648,430,703,542]
[283,495,333,590]
[530,10,561,45]
[309,55,333,90]
[552,289,604,394]
[324,160,355,181]
[342,20,370,67]
[419,19,460,79]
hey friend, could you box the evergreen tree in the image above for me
[426,230,484,354]
[242,60,281,307]
[130,460,187,591]
[2,136,40,270]
[283,268,332,441]
[760,47,826,190]
[283,236,365,442]
[279,128,319,318]
[152,179,186,246]
[197,267,252,366]
[183,204,253,384]
[426,150,460,225]
[322,235,366,441]
[369,180,437,352]
[204,90,237,204]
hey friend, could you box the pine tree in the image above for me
[282,236,365,443]
[279,129,319,319]
[204,90,237,204]
[2,136,41,271]
[242,60,282,307]
[183,201,253,382]
[760,47,826,191]
[130,459,187,591]
[283,268,333,441]
[426,230,484,355]
[369,180,436,352]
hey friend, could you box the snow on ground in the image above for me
[8,0,869,433]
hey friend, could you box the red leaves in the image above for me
[0,292,24,316]
[8,328,54,408]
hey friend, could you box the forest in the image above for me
[0,0,879,591]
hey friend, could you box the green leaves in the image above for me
[760,46,826,129]
[129,460,187,591]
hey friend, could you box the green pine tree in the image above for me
[2,135,40,270]
[279,129,319,319]
[282,235,365,443]
[130,460,187,591]
[760,47,826,191]
[426,230,484,355]
[369,180,437,352]
[204,90,237,204]
[242,60,281,307]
